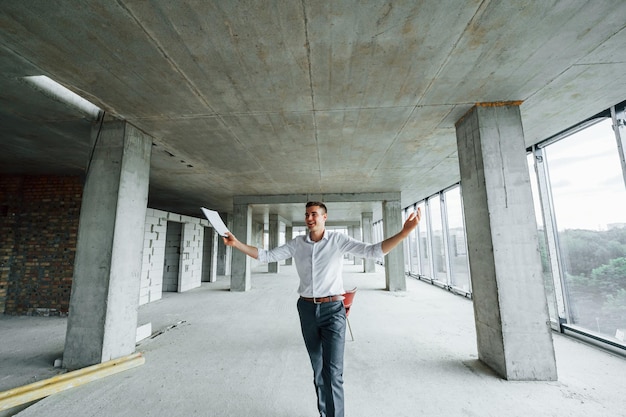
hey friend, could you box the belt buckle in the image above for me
[313,297,322,304]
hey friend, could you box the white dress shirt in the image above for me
[257,230,384,297]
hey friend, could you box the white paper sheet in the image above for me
[201,207,230,237]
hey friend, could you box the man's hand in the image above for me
[401,207,421,236]
[381,207,422,254]
[222,232,238,247]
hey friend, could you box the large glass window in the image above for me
[527,152,560,325]
[417,201,431,277]
[428,195,447,283]
[406,205,420,274]
[543,118,626,341]
[401,103,626,351]
[444,186,470,293]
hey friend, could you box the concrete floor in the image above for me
[2,263,626,417]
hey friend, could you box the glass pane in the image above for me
[404,208,415,273]
[527,152,559,324]
[444,186,470,292]
[418,201,431,277]
[545,118,626,341]
[428,196,447,283]
[406,206,419,274]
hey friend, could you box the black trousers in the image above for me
[297,298,347,417]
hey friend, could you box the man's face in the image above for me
[305,205,327,232]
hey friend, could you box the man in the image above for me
[223,201,421,417]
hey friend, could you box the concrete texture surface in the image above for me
[2,2,626,220]
[2,263,625,417]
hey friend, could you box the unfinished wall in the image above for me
[141,211,209,304]
[1,175,212,314]
[163,221,183,292]
[0,175,82,315]
[141,208,168,304]
[173,214,205,293]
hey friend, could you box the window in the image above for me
[403,102,626,351]
[540,117,626,342]
[428,195,447,283]
[528,152,560,325]
[444,186,470,293]
[405,205,419,274]
[417,201,431,277]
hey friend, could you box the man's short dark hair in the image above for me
[306,201,327,214]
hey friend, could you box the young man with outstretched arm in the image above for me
[223,201,421,417]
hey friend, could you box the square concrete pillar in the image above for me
[362,212,376,273]
[216,213,231,276]
[268,214,279,273]
[383,200,405,291]
[206,228,219,283]
[64,120,151,370]
[285,226,293,266]
[347,226,355,263]
[231,204,251,291]
[455,103,557,380]
[352,225,362,266]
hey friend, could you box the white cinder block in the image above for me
[136,323,152,342]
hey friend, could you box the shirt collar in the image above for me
[306,229,329,243]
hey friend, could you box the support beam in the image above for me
[352,225,362,266]
[455,102,557,381]
[202,227,218,283]
[285,226,293,265]
[231,204,252,291]
[362,212,376,273]
[216,213,231,276]
[64,120,151,370]
[268,214,280,273]
[383,200,405,291]
[234,192,400,205]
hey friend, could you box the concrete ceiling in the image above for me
[1,1,626,225]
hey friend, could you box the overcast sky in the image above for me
[538,118,626,231]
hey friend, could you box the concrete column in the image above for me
[362,212,375,273]
[210,228,218,282]
[231,204,251,291]
[285,226,293,265]
[346,226,355,263]
[268,214,279,273]
[64,120,151,370]
[352,225,362,266]
[216,213,230,276]
[216,238,227,276]
[224,213,232,276]
[455,102,557,381]
[383,200,405,291]
[202,227,218,283]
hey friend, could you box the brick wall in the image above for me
[1,175,214,315]
[0,175,82,315]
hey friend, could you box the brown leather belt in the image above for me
[300,295,345,304]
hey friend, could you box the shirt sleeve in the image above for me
[257,239,297,264]
[337,234,384,259]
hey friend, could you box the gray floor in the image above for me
[2,263,625,417]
